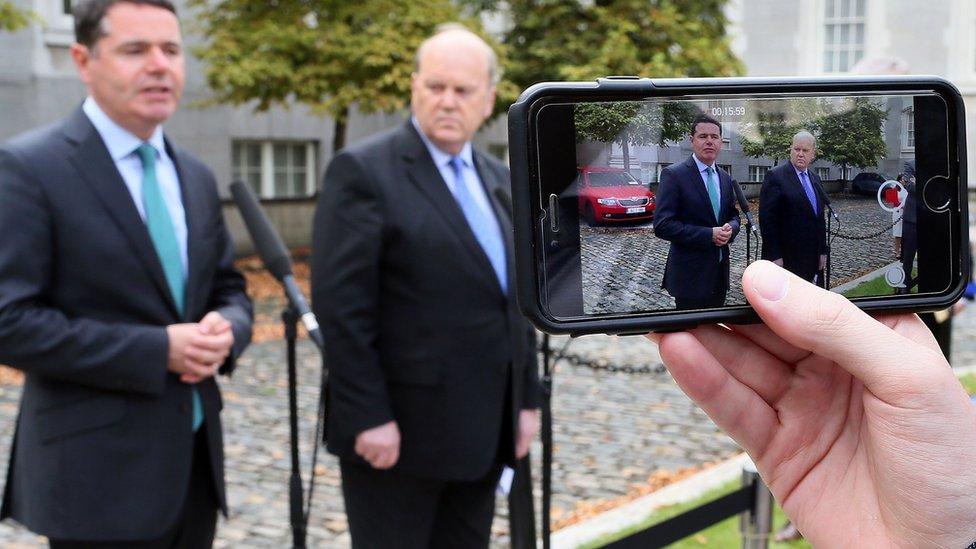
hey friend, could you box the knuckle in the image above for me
[808,292,852,335]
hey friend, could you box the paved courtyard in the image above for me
[582,194,898,314]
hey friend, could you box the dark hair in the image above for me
[690,114,722,136]
[73,0,177,49]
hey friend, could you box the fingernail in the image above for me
[752,262,789,302]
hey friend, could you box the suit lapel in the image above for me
[786,167,817,219]
[399,124,502,294]
[63,109,181,318]
[170,140,204,321]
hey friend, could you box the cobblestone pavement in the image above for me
[582,194,897,314]
[0,334,743,547]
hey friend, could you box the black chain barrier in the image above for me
[828,213,902,240]
[537,341,669,377]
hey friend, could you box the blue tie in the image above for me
[799,171,818,214]
[705,166,723,262]
[448,156,507,292]
[705,166,721,222]
[137,144,203,432]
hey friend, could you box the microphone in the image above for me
[731,179,759,235]
[810,175,839,222]
[230,181,324,350]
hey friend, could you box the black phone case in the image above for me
[508,76,969,336]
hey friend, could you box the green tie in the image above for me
[137,144,203,432]
[705,166,720,222]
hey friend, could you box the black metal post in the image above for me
[824,213,832,289]
[740,461,774,549]
[540,333,554,549]
[283,307,306,549]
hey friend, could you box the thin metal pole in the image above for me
[540,333,553,549]
[740,460,774,549]
[283,307,306,549]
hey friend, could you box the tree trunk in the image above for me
[621,139,631,173]
[332,106,349,154]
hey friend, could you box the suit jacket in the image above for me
[655,156,741,300]
[759,162,827,282]
[311,122,540,481]
[0,108,252,541]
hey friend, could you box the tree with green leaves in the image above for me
[739,111,799,167]
[189,0,742,155]
[738,99,831,166]
[189,0,492,153]
[0,1,32,32]
[813,97,888,180]
[575,101,698,172]
[503,0,743,89]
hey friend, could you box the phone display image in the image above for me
[564,94,934,315]
[509,78,967,333]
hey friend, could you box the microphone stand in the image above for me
[230,181,326,549]
[812,179,839,289]
[283,308,306,549]
[731,180,759,265]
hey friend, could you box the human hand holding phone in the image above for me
[651,260,976,547]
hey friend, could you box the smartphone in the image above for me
[508,76,969,335]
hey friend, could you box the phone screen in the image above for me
[530,91,961,320]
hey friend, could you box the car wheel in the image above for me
[584,203,598,226]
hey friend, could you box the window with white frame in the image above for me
[232,140,318,199]
[721,123,733,150]
[815,167,831,181]
[903,107,915,150]
[748,165,769,182]
[823,0,865,73]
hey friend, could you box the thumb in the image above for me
[742,260,946,395]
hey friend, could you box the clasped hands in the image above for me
[711,223,733,246]
[166,311,235,384]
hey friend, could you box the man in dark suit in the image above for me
[0,1,252,546]
[759,131,828,284]
[311,25,540,548]
[655,114,742,309]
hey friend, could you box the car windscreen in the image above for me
[587,172,641,187]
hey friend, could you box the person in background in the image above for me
[311,24,540,548]
[759,131,828,284]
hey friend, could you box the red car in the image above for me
[576,166,655,226]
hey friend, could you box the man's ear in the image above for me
[70,44,93,86]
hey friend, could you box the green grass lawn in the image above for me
[841,266,917,299]
[582,481,811,549]
[959,373,976,395]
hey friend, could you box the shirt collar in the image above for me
[793,164,808,178]
[82,96,165,161]
[411,116,474,170]
[692,154,715,173]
